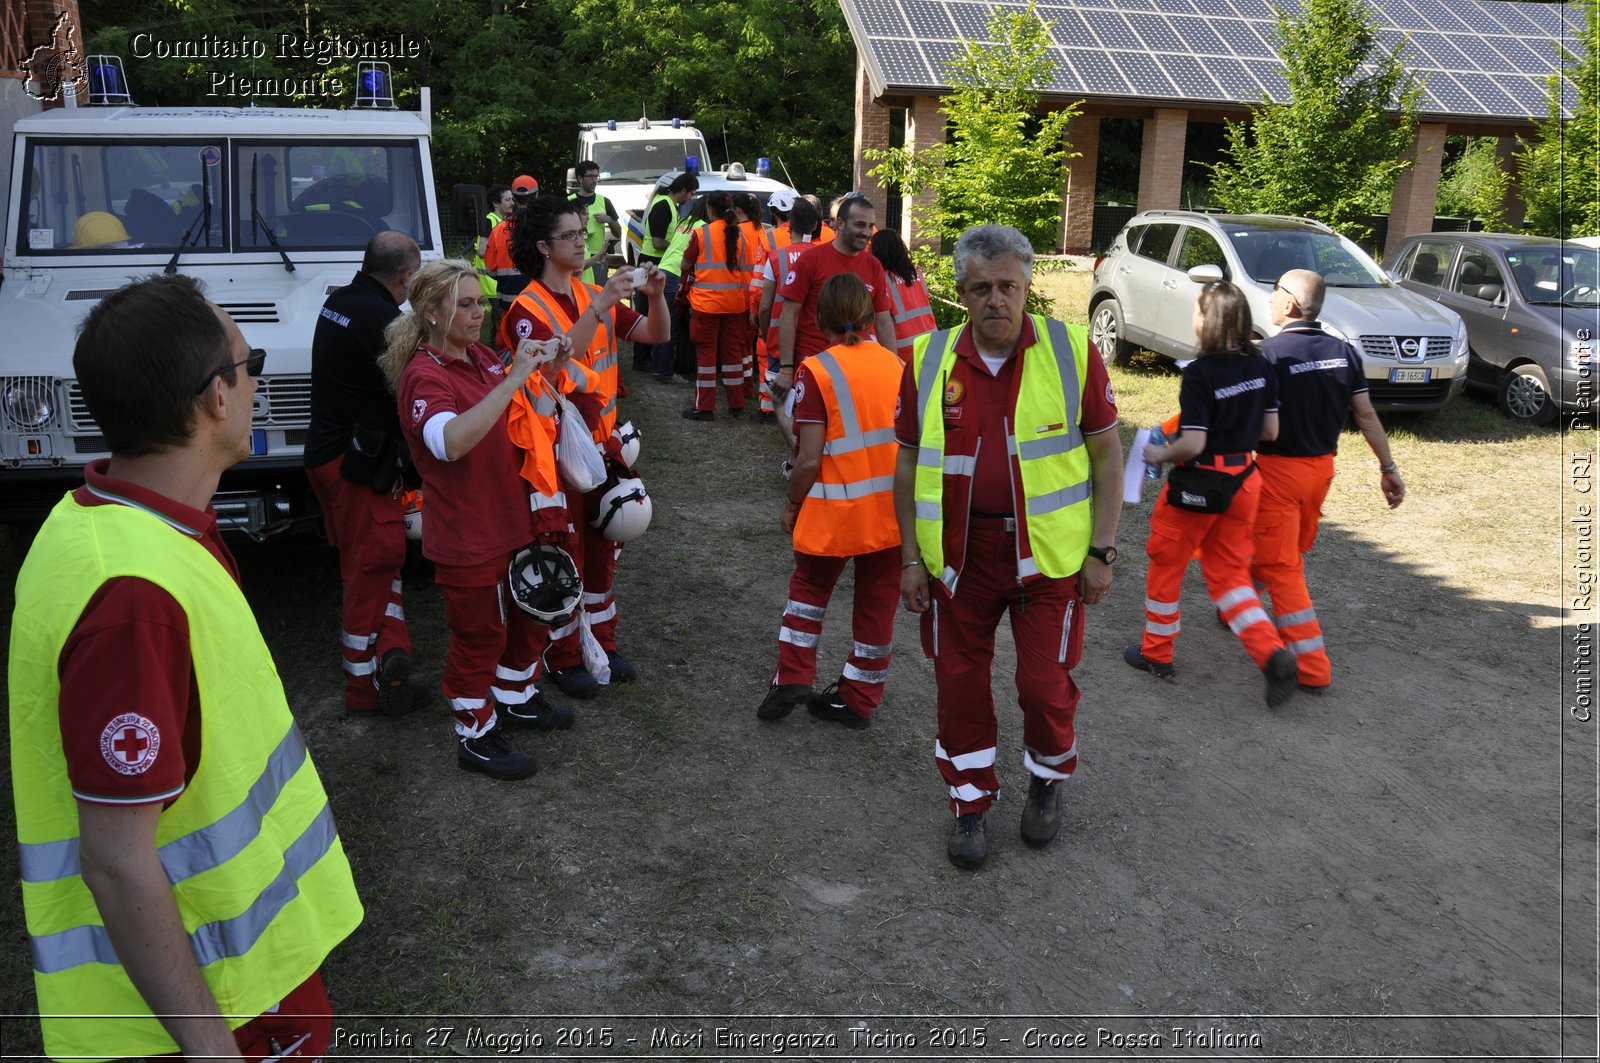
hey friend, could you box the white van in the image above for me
[1,89,443,535]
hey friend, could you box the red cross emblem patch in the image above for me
[100,713,160,776]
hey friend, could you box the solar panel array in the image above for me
[843,0,1583,120]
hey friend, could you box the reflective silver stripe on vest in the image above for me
[813,351,896,457]
[695,281,746,292]
[30,799,338,976]
[19,728,307,886]
[809,475,896,501]
[888,277,930,325]
[1026,480,1093,517]
[1044,318,1085,451]
[591,352,618,374]
[1012,433,1077,460]
[941,454,977,477]
[519,287,613,351]
[523,385,557,418]
[915,500,941,521]
[599,395,618,419]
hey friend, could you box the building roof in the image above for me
[840,0,1582,121]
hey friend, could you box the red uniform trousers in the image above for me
[921,525,1085,816]
[1251,453,1335,687]
[436,554,549,738]
[544,499,622,670]
[690,311,749,412]
[307,457,411,711]
[150,971,330,1061]
[1141,466,1286,669]
[772,545,899,717]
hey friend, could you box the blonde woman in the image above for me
[382,259,572,780]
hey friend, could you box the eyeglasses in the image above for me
[549,230,587,245]
[195,348,266,395]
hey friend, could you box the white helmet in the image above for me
[612,420,642,470]
[402,496,423,542]
[591,472,652,542]
[507,545,582,624]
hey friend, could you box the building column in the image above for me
[904,94,944,250]
[1060,112,1100,255]
[1495,134,1527,231]
[852,57,890,222]
[1135,108,1188,213]
[1386,122,1449,257]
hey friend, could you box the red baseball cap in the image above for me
[512,174,538,196]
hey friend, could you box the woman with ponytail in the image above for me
[679,190,759,420]
[869,228,937,363]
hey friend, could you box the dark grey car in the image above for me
[1389,232,1600,425]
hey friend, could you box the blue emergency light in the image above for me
[86,56,132,105]
[685,155,699,176]
[672,117,682,128]
[607,119,617,131]
[757,157,770,176]
[354,62,395,109]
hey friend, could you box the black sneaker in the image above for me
[1020,776,1062,847]
[947,812,988,869]
[807,681,870,729]
[1264,649,1299,709]
[550,664,600,700]
[458,728,537,780]
[681,408,713,421]
[1123,644,1175,680]
[757,683,813,721]
[607,652,639,682]
[498,693,576,731]
[375,648,417,717]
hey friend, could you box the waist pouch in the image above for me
[1166,461,1256,513]
[340,422,404,493]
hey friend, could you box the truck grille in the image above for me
[1357,336,1453,362]
[216,301,281,324]
[67,374,313,431]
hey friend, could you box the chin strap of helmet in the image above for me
[595,482,648,535]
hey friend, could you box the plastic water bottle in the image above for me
[1145,425,1166,480]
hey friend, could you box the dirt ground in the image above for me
[1,341,1594,1060]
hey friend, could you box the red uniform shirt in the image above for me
[778,241,893,361]
[58,460,237,805]
[398,342,534,571]
[895,319,1117,515]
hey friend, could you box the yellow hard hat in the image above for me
[72,211,130,248]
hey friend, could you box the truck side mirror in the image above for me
[451,185,485,233]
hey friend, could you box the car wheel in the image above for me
[1497,364,1558,426]
[1090,298,1133,366]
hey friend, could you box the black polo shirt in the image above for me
[305,271,404,468]
[1258,322,1367,457]
[1178,351,1278,456]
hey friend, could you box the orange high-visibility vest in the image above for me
[886,271,937,362]
[509,281,619,442]
[792,339,904,557]
[483,217,520,301]
[689,220,758,314]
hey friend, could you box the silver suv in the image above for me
[1089,211,1469,413]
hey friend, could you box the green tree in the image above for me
[1436,136,1509,229]
[866,0,1077,253]
[1518,0,1599,238]
[1207,0,1423,242]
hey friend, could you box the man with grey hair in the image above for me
[306,230,424,716]
[893,223,1124,870]
[1254,267,1404,693]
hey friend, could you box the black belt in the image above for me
[970,511,1016,532]
[1188,453,1251,470]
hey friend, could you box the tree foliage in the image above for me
[74,0,858,227]
[1518,0,1599,238]
[866,1,1078,254]
[1435,136,1508,229]
[1207,0,1422,241]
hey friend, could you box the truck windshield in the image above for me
[594,137,710,181]
[234,140,431,250]
[18,140,225,254]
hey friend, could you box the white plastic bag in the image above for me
[579,608,611,685]
[556,393,607,492]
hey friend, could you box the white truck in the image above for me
[567,116,798,262]
[0,75,443,536]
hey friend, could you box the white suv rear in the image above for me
[1089,211,1468,413]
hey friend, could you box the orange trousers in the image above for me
[1141,466,1285,669]
[1250,453,1335,688]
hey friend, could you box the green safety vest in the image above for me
[8,496,364,1061]
[474,209,504,298]
[658,216,701,279]
[568,192,610,284]
[911,315,1094,589]
[641,192,679,262]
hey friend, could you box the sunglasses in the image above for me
[195,348,266,395]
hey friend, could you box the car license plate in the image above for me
[1389,367,1431,384]
[251,428,268,456]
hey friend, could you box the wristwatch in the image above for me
[1087,545,1118,565]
